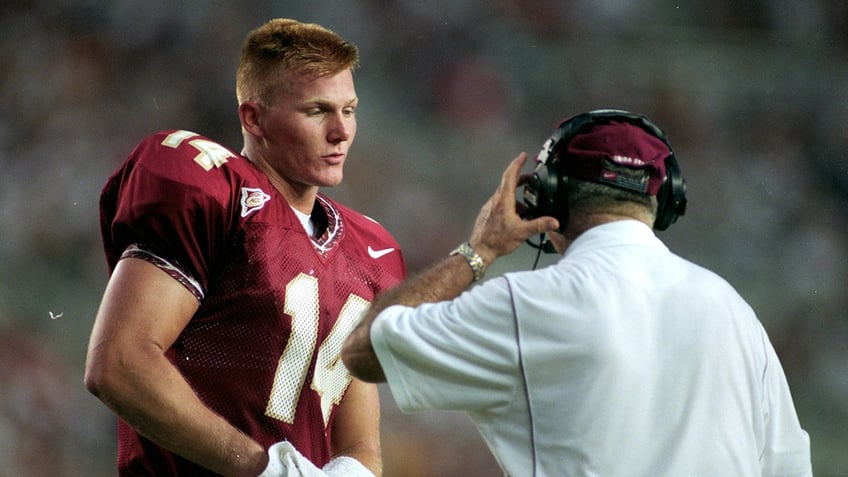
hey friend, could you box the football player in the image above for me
[85,19,405,476]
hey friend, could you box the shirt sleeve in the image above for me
[759,332,813,476]
[370,277,520,414]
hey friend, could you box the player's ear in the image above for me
[238,100,264,137]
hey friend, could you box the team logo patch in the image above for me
[240,187,271,217]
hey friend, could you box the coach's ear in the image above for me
[238,100,264,138]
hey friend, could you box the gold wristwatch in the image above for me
[450,242,486,282]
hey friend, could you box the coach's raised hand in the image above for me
[469,152,559,267]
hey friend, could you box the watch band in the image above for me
[450,242,486,282]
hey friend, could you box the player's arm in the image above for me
[342,153,559,382]
[84,257,268,477]
[327,377,382,476]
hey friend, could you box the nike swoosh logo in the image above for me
[368,246,395,259]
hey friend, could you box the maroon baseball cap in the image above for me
[559,120,670,195]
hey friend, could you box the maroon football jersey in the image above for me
[99,130,406,476]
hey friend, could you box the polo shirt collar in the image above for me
[563,220,666,259]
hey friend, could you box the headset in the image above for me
[523,109,687,255]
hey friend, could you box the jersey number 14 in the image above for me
[265,273,368,427]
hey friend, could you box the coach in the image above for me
[342,110,811,476]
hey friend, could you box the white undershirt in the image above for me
[291,207,314,236]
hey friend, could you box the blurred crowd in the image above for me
[0,1,846,475]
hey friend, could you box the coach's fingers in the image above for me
[499,153,529,195]
[470,153,558,261]
[517,172,535,187]
[509,155,558,234]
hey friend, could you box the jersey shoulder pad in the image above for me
[100,131,258,284]
[325,196,397,245]
[323,195,406,278]
[127,130,256,192]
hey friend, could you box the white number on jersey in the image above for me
[161,130,234,171]
[265,273,368,426]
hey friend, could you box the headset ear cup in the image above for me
[549,160,569,231]
[654,154,687,230]
[521,158,569,230]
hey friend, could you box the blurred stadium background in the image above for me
[1,1,846,475]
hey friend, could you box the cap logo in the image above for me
[611,154,648,167]
[601,170,618,182]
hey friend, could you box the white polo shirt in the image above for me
[371,220,811,477]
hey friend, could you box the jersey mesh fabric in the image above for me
[101,130,406,476]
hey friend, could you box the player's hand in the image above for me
[469,153,559,265]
